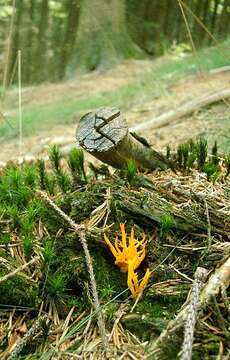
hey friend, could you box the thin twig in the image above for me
[7,315,48,360]
[180,267,208,360]
[204,199,212,251]
[148,255,230,358]
[37,190,108,350]
[0,256,39,284]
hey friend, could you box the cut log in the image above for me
[131,88,230,132]
[76,107,168,171]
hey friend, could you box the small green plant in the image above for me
[37,159,46,190]
[181,143,189,170]
[67,148,86,182]
[203,163,220,182]
[160,212,174,237]
[46,273,66,299]
[211,141,219,166]
[43,241,55,264]
[49,145,71,193]
[126,160,137,184]
[23,164,37,188]
[49,145,61,173]
[6,204,21,230]
[57,173,71,193]
[23,235,34,259]
[197,137,207,171]
[44,174,56,195]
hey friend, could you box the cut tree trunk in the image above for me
[76,107,168,171]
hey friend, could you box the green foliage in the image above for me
[49,145,61,173]
[203,163,220,182]
[23,165,37,188]
[43,241,55,264]
[197,137,208,171]
[211,141,220,166]
[160,213,174,237]
[37,159,46,190]
[57,172,71,193]
[23,235,34,260]
[126,160,137,184]
[6,204,21,230]
[46,273,66,300]
[49,145,71,193]
[0,166,33,208]
[67,148,86,182]
[177,143,189,170]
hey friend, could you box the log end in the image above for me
[76,107,128,153]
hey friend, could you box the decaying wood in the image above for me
[131,88,230,132]
[76,107,168,170]
[147,256,230,358]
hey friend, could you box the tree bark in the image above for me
[34,0,49,82]
[76,107,167,171]
[67,0,142,75]
[59,0,80,79]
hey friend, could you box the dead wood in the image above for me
[131,88,230,132]
[147,256,230,358]
[76,107,168,170]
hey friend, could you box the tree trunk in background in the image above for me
[10,0,24,83]
[67,0,142,75]
[24,0,36,83]
[192,0,204,44]
[34,0,49,82]
[218,0,229,38]
[209,0,220,44]
[199,0,210,45]
[59,0,80,79]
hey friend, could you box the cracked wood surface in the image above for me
[76,107,168,170]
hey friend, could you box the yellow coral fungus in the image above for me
[104,223,146,272]
[127,264,151,299]
[104,223,151,299]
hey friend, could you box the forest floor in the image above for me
[0,47,230,165]
[1,48,230,360]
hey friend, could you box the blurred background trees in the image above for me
[0,0,229,85]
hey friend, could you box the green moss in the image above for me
[92,249,127,301]
[0,273,38,307]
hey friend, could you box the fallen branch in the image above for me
[131,88,230,132]
[147,256,230,358]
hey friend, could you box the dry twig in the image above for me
[36,190,108,350]
[0,256,39,284]
[148,256,230,358]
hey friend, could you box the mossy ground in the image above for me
[0,141,229,359]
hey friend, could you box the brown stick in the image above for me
[147,256,230,358]
[76,107,167,171]
[131,88,230,132]
[0,256,39,284]
[36,190,108,350]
